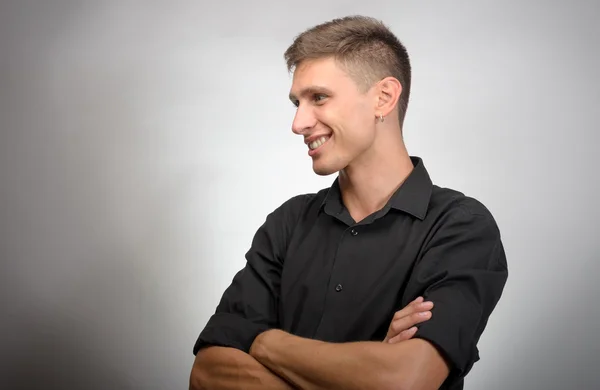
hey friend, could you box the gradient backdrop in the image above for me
[1,1,598,389]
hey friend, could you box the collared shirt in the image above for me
[193,157,508,390]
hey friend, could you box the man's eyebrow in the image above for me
[289,86,333,101]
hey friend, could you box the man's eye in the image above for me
[314,94,327,103]
[291,100,299,107]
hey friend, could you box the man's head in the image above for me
[284,16,412,176]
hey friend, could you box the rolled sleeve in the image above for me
[193,195,307,355]
[193,311,270,354]
[192,261,276,354]
[407,200,508,387]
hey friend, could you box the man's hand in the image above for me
[383,296,433,344]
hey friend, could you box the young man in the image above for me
[190,15,508,390]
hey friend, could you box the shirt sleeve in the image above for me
[406,199,508,387]
[192,195,307,355]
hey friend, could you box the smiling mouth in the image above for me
[308,136,330,150]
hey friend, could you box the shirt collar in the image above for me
[320,156,433,220]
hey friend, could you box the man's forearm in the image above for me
[249,330,405,390]
[249,330,448,390]
[190,346,295,390]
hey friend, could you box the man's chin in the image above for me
[312,162,339,176]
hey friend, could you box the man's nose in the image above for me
[291,104,317,135]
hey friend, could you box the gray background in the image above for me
[1,1,598,389]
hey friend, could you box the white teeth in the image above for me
[309,136,330,150]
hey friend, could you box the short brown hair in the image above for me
[284,15,412,126]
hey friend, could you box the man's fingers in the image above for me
[383,298,434,344]
[392,299,433,321]
[388,326,418,344]
[390,310,431,335]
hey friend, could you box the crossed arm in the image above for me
[251,329,449,390]
[190,332,448,390]
[189,298,448,390]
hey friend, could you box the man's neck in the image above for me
[338,140,413,223]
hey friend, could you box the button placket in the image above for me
[314,224,362,339]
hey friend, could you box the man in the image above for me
[190,15,508,390]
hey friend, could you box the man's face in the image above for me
[289,57,378,176]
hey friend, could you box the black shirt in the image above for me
[193,157,508,390]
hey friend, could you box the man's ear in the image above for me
[375,77,402,117]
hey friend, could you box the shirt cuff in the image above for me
[193,312,271,355]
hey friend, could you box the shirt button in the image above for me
[350,229,358,236]
[335,284,343,292]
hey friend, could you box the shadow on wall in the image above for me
[2,252,142,389]
[0,145,214,390]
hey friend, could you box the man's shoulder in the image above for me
[423,185,507,272]
[429,185,498,225]
[276,186,331,212]
[256,189,330,243]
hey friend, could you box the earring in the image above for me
[379,114,384,123]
